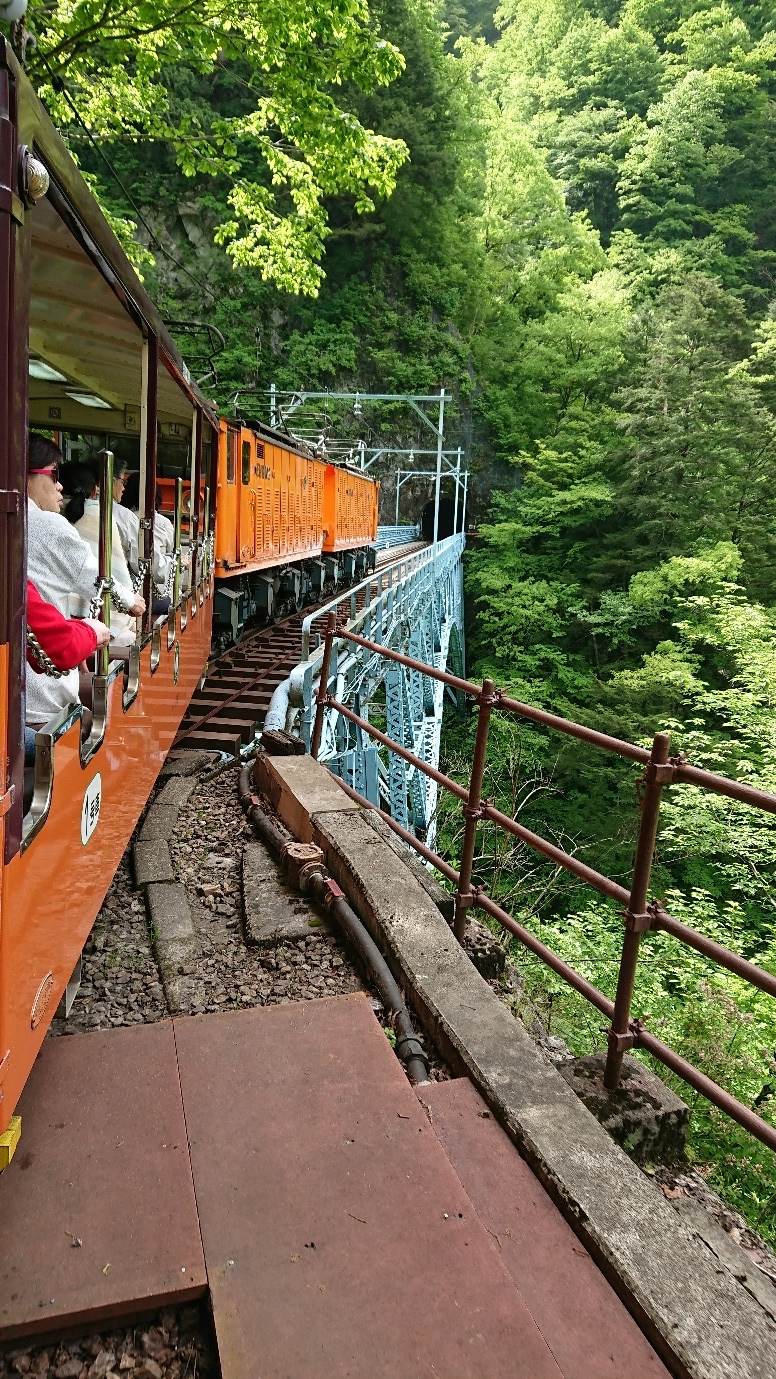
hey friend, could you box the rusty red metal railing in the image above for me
[311,622,776,1153]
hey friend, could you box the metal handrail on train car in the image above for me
[21,702,82,853]
[168,476,184,649]
[312,622,776,1157]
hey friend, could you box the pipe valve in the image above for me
[281,841,325,892]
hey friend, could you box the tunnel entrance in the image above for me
[420,498,462,542]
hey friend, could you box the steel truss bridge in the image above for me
[274,532,465,847]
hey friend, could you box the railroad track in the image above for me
[175,541,426,754]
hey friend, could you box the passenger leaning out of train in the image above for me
[24,580,111,762]
[118,472,181,614]
[59,462,145,644]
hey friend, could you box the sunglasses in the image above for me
[29,465,60,482]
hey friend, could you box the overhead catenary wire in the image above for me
[36,50,219,305]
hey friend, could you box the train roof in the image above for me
[3,39,218,431]
[231,413,317,459]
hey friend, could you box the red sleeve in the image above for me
[26,580,98,671]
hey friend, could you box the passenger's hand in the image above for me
[129,595,146,616]
[82,618,112,649]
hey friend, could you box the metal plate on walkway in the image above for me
[0,1022,206,1342]
[419,1077,670,1378]
[175,994,564,1378]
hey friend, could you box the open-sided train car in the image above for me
[158,420,380,647]
[0,39,217,1158]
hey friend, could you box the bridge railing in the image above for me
[293,535,464,836]
[300,532,464,661]
[311,624,776,1155]
[374,524,420,550]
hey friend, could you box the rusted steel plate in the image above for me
[174,995,563,1379]
[419,1077,670,1379]
[0,1023,206,1341]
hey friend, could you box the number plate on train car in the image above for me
[81,772,102,846]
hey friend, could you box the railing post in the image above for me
[201,485,211,584]
[97,449,114,676]
[172,476,183,607]
[311,614,336,760]
[454,677,496,941]
[604,730,671,1089]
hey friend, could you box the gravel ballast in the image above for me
[23,755,449,1378]
[0,1306,216,1379]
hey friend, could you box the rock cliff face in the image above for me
[136,202,224,304]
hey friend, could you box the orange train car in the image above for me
[322,461,379,553]
[212,419,327,573]
[160,419,380,647]
[0,40,217,1159]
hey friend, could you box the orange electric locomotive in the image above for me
[159,419,379,647]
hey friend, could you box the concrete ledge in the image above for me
[253,752,360,843]
[134,839,175,887]
[134,761,202,1018]
[256,752,454,923]
[139,806,181,842]
[259,752,776,1379]
[155,776,197,810]
[673,1196,776,1325]
[160,750,217,778]
[364,810,454,925]
[146,882,198,1013]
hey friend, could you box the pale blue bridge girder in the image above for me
[293,533,465,846]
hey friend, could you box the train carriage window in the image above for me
[202,432,213,510]
[227,430,238,483]
[242,439,251,485]
[157,354,197,562]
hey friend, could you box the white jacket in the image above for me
[27,498,100,618]
[26,662,81,729]
[116,506,174,595]
[74,499,137,644]
[114,503,138,574]
[25,499,97,725]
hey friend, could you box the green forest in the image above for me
[9,0,776,1235]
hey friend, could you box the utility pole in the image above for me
[432,389,446,548]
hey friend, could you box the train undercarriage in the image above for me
[213,545,376,649]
